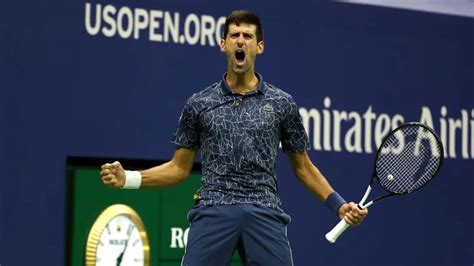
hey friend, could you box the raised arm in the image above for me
[100,148,197,188]
[287,150,368,225]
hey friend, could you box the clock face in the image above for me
[86,204,150,266]
[96,214,145,266]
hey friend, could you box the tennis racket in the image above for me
[325,122,444,243]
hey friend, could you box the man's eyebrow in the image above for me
[229,30,255,36]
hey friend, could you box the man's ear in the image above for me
[220,39,226,52]
[257,40,264,55]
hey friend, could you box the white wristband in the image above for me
[123,170,142,189]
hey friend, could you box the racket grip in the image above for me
[325,219,350,243]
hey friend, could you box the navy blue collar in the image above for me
[220,72,266,96]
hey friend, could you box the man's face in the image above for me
[220,23,264,74]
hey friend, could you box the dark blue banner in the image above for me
[1,1,472,265]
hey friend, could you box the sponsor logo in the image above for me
[263,103,273,112]
[299,96,473,160]
[170,227,190,248]
[84,3,226,47]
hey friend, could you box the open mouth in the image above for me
[235,50,245,64]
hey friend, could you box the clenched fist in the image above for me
[338,202,368,226]
[100,161,125,188]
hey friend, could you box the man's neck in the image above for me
[226,71,258,94]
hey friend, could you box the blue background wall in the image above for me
[1,1,472,265]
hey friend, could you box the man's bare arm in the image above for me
[287,150,334,201]
[287,150,368,225]
[100,148,197,188]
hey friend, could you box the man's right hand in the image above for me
[100,161,126,188]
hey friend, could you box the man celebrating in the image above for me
[101,10,367,266]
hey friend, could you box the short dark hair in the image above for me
[223,10,263,42]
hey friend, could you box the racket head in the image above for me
[374,122,444,195]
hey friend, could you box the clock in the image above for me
[85,204,150,266]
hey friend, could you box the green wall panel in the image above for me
[67,165,242,265]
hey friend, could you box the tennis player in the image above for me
[101,10,368,265]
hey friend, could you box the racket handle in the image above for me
[325,219,350,243]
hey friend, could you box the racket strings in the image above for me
[378,142,430,192]
[376,126,442,194]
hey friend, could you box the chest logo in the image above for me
[263,103,274,112]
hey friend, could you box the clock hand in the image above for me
[116,240,127,266]
[116,250,124,266]
[116,233,133,265]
